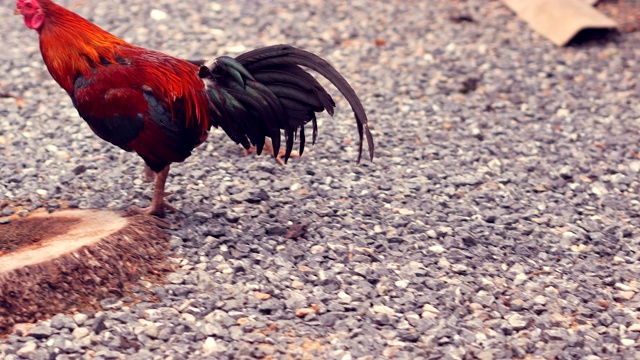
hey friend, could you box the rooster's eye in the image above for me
[26,3,32,8]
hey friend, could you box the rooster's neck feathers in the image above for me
[38,1,131,93]
[35,1,210,132]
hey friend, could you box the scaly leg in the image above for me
[131,165,176,216]
[244,139,300,165]
[143,164,155,183]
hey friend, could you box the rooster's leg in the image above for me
[244,139,300,165]
[131,166,176,216]
[143,164,156,183]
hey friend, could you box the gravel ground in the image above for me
[2,0,640,359]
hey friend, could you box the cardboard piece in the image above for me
[502,0,618,45]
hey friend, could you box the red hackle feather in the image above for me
[36,0,209,132]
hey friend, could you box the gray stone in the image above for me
[15,342,37,358]
[29,325,53,339]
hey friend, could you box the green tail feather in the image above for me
[199,44,374,163]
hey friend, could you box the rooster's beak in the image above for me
[14,8,21,15]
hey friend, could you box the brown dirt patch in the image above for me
[0,209,172,335]
[0,217,80,256]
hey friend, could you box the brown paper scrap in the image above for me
[502,0,618,45]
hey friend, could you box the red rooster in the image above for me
[15,0,374,216]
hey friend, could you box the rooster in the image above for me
[15,0,374,216]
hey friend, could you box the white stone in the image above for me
[72,327,90,339]
[338,291,352,303]
[621,338,635,346]
[422,304,439,314]
[341,353,353,360]
[438,257,451,269]
[487,158,502,172]
[144,324,159,338]
[513,273,528,286]
[181,313,196,323]
[73,313,89,325]
[310,245,325,254]
[562,231,577,241]
[615,283,633,291]
[373,305,395,316]
[395,208,414,215]
[16,341,37,357]
[203,337,225,355]
[591,182,608,195]
[150,9,167,21]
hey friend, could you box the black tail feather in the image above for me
[252,68,335,115]
[200,44,374,163]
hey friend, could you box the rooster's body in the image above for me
[15,0,374,215]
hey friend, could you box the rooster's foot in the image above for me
[130,192,176,217]
[244,141,300,165]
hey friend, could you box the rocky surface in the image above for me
[1,0,640,358]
